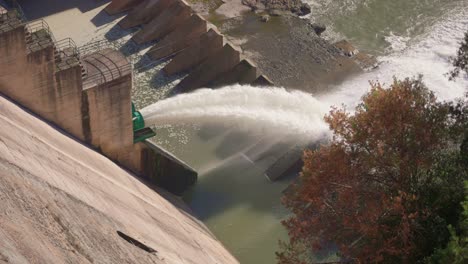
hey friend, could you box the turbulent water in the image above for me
[145,1,468,264]
[306,0,468,54]
[140,86,331,143]
[142,4,467,140]
[323,5,468,108]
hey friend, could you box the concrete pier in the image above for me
[176,43,241,92]
[146,14,207,60]
[252,74,274,86]
[132,0,192,44]
[163,28,224,75]
[118,0,174,29]
[208,59,259,88]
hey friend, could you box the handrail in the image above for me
[56,37,80,57]
[78,39,114,56]
[25,19,58,53]
[83,63,132,87]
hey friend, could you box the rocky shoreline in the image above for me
[242,0,311,16]
[202,1,376,93]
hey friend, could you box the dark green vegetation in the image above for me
[278,33,468,263]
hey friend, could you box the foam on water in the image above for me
[322,7,468,108]
[142,7,467,143]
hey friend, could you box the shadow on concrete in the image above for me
[150,68,183,90]
[91,7,125,27]
[104,22,138,41]
[19,0,111,20]
[119,38,157,57]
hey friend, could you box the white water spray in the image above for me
[140,85,331,143]
[141,6,467,145]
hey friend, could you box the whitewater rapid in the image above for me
[321,6,468,107]
[141,6,467,143]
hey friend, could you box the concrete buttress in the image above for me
[175,43,241,92]
[131,0,192,44]
[162,28,224,75]
[146,14,207,60]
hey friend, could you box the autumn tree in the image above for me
[277,78,467,263]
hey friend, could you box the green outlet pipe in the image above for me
[132,102,145,131]
[132,102,156,143]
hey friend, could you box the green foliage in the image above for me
[450,32,468,80]
[425,182,468,263]
[278,78,468,263]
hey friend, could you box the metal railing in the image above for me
[56,37,79,57]
[55,37,83,71]
[78,39,115,56]
[24,19,57,53]
[82,62,132,87]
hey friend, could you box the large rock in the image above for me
[335,39,359,57]
[296,3,311,16]
[146,14,207,60]
[309,22,326,36]
[162,28,224,75]
[131,0,192,44]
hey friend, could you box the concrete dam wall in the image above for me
[0,94,238,264]
[0,5,196,195]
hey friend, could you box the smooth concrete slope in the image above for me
[132,0,192,44]
[118,0,174,29]
[105,0,144,15]
[163,28,224,75]
[146,14,207,60]
[176,43,241,92]
[0,95,238,264]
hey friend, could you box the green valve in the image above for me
[132,102,156,143]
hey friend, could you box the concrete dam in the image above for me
[0,0,319,262]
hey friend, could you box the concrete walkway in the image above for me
[19,0,120,45]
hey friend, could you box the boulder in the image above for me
[261,14,270,22]
[310,22,326,36]
[296,3,311,16]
